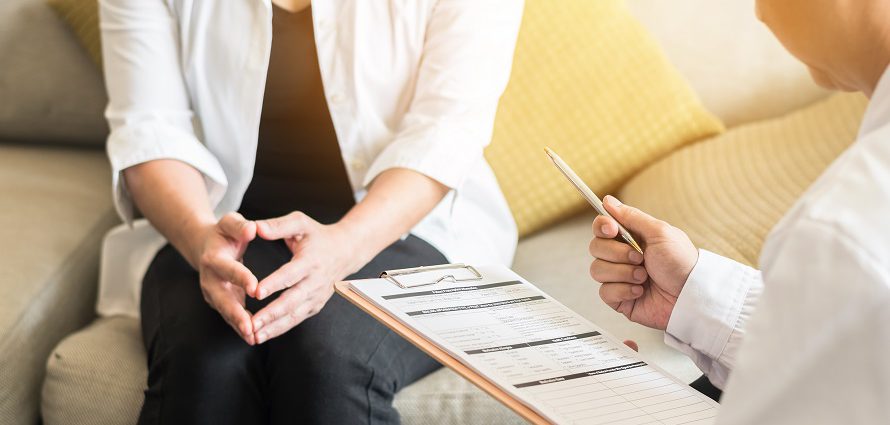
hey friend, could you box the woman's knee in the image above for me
[155,331,261,389]
[267,300,399,396]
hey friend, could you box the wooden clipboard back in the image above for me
[334,281,549,424]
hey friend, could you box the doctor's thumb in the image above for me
[602,195,664,238]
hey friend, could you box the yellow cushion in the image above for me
[619,93,868,266]
[47,0,102,67]
[486,0,724,237]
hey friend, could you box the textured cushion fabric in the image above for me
[0,144,118,425]
[46,0,101,67]
[0,0,107,147]
[619,93,868,267]
[486,0,724,237]
[42,316,524,425]
[42,317,145,425]
[625,0,829,127]
[394,370,523,424]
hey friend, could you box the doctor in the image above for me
[98,0,521,423]
[588,0,890,423]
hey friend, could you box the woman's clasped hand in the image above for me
[194,211,359,345]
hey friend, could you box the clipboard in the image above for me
[335,263,550,424]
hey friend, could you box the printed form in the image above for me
[349,265,718,425]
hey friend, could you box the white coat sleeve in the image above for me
[664,249,764,389]
[715,218,890,424]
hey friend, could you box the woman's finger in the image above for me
[252,283,309,336]
[201,275,255,344]
[255,302,318,344]
[219,212,256,242]
[592,215,619,239]
[590,259,648,283]
[589,237,644,265]
[256,211,313,240]
[599,282,645,305]
[255,259,310,300]
[205,255,258,296]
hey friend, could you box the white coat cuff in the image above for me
[665,249,758,372]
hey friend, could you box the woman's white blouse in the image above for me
[96,0,522,317]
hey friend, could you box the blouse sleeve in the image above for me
[362,0,524,190]
[100,0,227,225]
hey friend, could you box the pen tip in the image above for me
[544,147,554,157]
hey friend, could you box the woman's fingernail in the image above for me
[633,268,647,282]
[604,195,622,207]
[257,289,266,299]
[601,224,610,235]
[629,251,643,264]
[632,286,644,296]
[256,331,267,344]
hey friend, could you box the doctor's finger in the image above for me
[590,259,648,284]
[592,215,620,239]
[589,237,644,265]
[599,282,644,305]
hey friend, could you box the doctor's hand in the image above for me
[195,212,259,345]
[250,212,361,344]
[588,196,698,330]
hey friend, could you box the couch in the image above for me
[0,0,864,424]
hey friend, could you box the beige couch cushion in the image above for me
[42,317,524,425]
[625,0,829,127]
[620,93,868,267]
[0,144,116,425]
[0,0,107,147]
[42,317,145,425]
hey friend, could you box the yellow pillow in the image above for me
[486,0,724,237]
[47,0,102,67]
[619,93,868,266]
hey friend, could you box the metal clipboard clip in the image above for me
[379,263,483,289]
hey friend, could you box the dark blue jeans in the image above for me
[138,236,446,425]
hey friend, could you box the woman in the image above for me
[96,0,522,423]
[587,0,890,422]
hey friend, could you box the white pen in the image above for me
[544,147,644,255]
